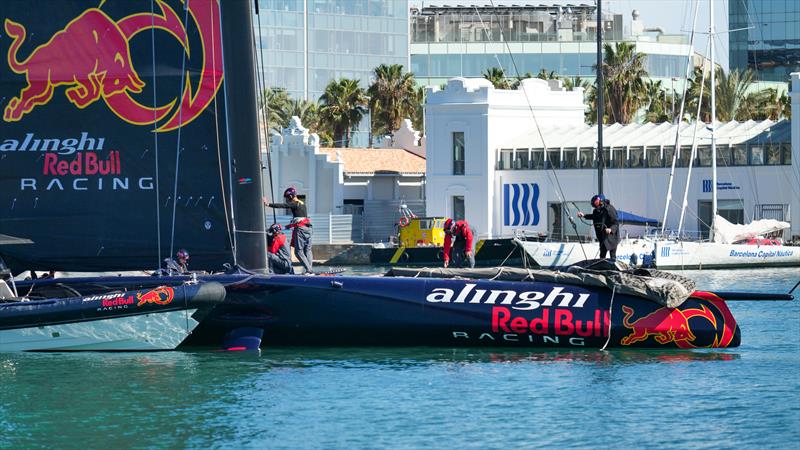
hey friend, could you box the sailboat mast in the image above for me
[596,0,604,195]
[709,0,718,241]
[221,0,267,270]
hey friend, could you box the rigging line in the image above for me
[678,38,711,236]
[210,0,236,256]
[253,1,277,223]
[662,0,700,233]
[219,1,239,266]
[481,0,588,261]
[150,0,162,271]
[169,0,192,262]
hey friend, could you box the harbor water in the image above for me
[1,268,798,448]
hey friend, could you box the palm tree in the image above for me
[715,68,755,121]
[367,64,417,140]
[319,78,368,148]
[598,42,648,124]
[643,79,670,123]
[536,69,559,80]
[410,85,426,134]
[482,67,515,89]
[260,87,292,132]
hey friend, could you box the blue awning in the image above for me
[617,210,661,227]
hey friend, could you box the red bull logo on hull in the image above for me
[3,0,222,132]
[620,292,739,348]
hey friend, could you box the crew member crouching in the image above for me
[267,223,294,275]
[266,187,314,274]
[443,218,475,268]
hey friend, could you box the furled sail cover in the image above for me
[712,215,790,244]
[0,0,234,271]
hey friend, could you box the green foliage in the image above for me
[319,78,369,148]
[367,64,418,141]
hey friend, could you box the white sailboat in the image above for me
[654,0,800,269]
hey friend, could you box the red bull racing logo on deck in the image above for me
[136,286,175,307]
[620,291,738,348]
[3,0,222,132]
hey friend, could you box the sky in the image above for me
[415,0,733,69]
[609,0,730,69]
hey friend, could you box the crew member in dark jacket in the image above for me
[577,194,619,259]
[443,218,475,268]
[266,187,313,274]
[266,223,294,275]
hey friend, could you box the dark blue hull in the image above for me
[14,274,740,349]
[0,282,225,350]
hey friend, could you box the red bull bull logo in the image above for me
[620,292,738,348]
[136,286,175,307]
[3,0,222,132]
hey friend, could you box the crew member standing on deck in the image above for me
[577,194,619,260]
[265,187,313,274]
[443,218,475,268]
[266,224,294,275]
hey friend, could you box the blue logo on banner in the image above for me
[503,183,540,226]
[702,179,740,193]
[661,246,671,257]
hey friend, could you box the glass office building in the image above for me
[410,4,697,88]
[254,0,409,101]
[729,0,800,82]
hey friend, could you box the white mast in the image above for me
[709,0,718,241]
[661,0,700,234]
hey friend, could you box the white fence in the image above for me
[267,214,354,244]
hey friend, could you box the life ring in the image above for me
[398,216,410,227]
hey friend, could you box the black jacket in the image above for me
[584,203,619,249]
[268,200,307,218]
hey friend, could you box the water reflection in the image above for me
[252,346,740,368]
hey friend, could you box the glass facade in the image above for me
[730,0,800,82]
[410,5,692,84]
[254,0,409,101]
[410,51,685,80]
[496,143,792,170]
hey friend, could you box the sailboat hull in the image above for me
[519,239,656,268]
[654,241,800,269]
[13,274,739,349]
[0,282,225,351]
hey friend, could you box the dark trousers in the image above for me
[450,241,476,268]
[599,241,616,260]
[268,252,294,275]
[292,226,313,273]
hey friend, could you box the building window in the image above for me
[546,148,561,169]
[514,148,530,169]
[782,144,792,165]
[610,147,626,168]
[766,144,782,165]
[531,149,545,169]
[732,145,748,165]
[579,148,595,168]
[646,146,662,168]
[629,147,644,168]
[453,132,465,175]
[562,148,578,169]
[750,145,764,165]
[498,148,513,169]
[452,195,465,221]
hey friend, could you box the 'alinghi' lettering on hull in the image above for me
[1,132,106,155]
[425,283,591,310]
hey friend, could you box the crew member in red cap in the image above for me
[265,187,313,274]
[443,218,475,268]
[266,223,294,275]
[577,194,619,259]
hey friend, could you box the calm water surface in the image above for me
[1,268,798,449]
